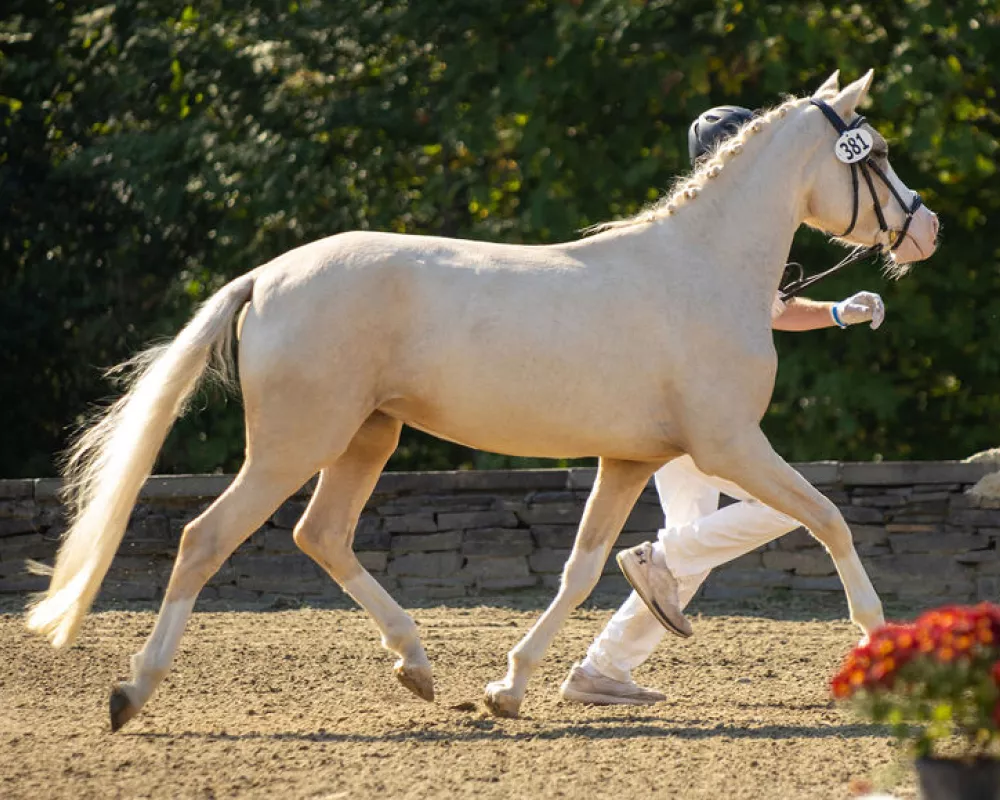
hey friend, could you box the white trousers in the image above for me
[582,455,801,683]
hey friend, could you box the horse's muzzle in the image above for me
[892,205,939,264]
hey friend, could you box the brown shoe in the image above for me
[559,663,666,705]
[616,542,693,638]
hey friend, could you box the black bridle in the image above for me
[778,99,923,301]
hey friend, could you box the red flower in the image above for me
[831,674,852,699]
[869,656,897,687]
[906,604,998,662]
[895,629,916,653]
[832,604,1000,707]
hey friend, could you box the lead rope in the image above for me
[778,244,881,302]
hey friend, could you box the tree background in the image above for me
[1,0,997,478]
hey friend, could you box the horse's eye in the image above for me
[871,139,891,160]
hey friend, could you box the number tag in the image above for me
[835,129,874,164]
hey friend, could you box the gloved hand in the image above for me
[832,291,885,330]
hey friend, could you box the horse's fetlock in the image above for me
[509,646,536,674]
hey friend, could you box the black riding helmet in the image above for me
[687,105,756,164]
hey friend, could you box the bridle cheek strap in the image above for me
[809,98,921,251]
[866,159,923,249]
[844,162,861,237]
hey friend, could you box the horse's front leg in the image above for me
[484,458,658,718]
[692,426,884,639]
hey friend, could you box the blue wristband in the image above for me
[831,304,848,329]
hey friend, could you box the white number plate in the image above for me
[835,129,874,164]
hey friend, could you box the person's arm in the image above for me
[772,292,885,332]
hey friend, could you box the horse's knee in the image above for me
[559,549,606,607]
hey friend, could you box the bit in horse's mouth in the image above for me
[893,229,927,266]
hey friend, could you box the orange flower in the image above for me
[831,675,852,699]
[848,647,872,670]
[870,657,897,685]
[896,630,915,651]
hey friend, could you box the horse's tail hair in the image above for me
[26,274,256,648]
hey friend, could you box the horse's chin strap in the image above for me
[778,100,923,302]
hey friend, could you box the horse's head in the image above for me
[801,70,938,269]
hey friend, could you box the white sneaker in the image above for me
[616,542,693,638]
[559,663,666,706]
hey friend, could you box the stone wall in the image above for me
[1,462,998,606]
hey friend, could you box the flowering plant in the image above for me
[831,603,1000,758]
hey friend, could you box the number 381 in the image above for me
[837,131,872,163]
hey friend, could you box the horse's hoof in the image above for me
[484,681,522,718]
[394,661,435,702]
[109,685,138,733]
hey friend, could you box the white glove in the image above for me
[832,291,885,330]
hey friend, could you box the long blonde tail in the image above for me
[26,274,255,648]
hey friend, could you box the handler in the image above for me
[560,106,885,706]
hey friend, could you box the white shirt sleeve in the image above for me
[771,295,787,321]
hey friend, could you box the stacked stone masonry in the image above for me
[1,462,998,605]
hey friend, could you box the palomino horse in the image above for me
[28,70,938,728]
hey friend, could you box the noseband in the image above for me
[778,99,923,301]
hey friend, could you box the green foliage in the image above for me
[1,0,998,477]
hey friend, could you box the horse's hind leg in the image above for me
[108,456,320,731]
[293,412,434,701]
[485,458,656,718]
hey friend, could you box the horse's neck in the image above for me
[662,112,811,307]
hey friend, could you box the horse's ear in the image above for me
[813,70,840,98]
[829,70,874,117]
